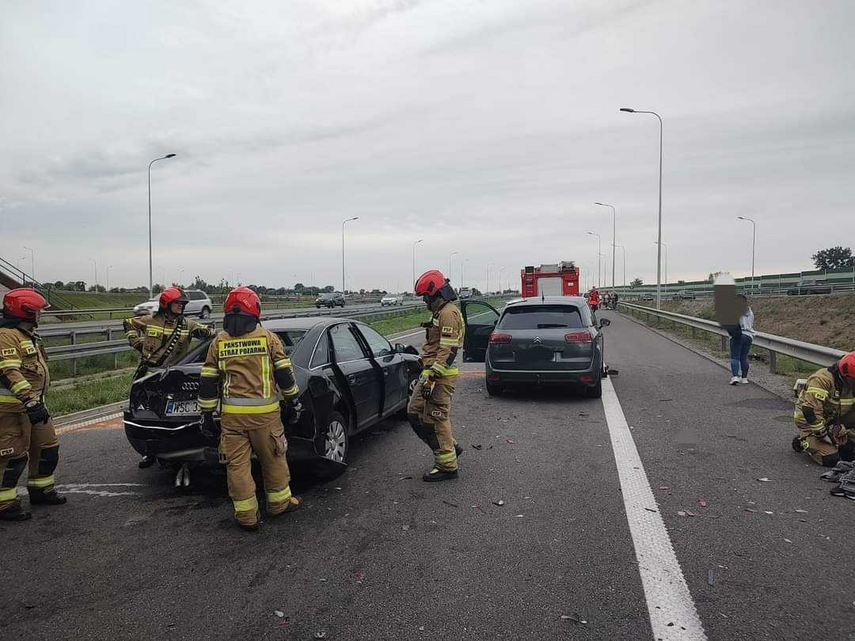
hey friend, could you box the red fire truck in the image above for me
[520,262,580,297]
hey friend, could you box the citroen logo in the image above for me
[533,336,542,344]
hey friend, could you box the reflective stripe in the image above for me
[200,366,218,377]
[221,398,280,414]
[266,486,292,503]
[198,398,219,409]
[439,338,458,347]
[280,384,299,399]
[0,359,22,369]
[27,475,54,488]
[435,451,457,463]
[233,496,258,513]
[274,358,291,370]
[430,363,459,377]
[262,354,271,399]
[0,487,17,502]
[806,387,829,400]
[10,380,31,394]
[0,395,22,404]
[19,340,34,349]
[421,369,432,377]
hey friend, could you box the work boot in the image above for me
[0,502,32,522]
[729,376,740,385]
[423,468,458,482]
[138,455,156,469]
[28,488,67,505]
[820,460,855,483]
[234,511,261,532]
[455,444,463,458]
[830,468,855,499]
[268,496,302,518]
[792,436,806,453]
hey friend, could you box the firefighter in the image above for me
[407,270,465,482]
[124,287,215,468]
[0,289,66,522]
[197,287,301,531]
[792,352,855,467]
[588,287,600,311]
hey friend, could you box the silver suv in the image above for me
[132,289,213,318]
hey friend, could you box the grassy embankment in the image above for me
[45,297,511,416]
[625,294,855,384]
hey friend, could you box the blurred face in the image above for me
[169,301,185,315]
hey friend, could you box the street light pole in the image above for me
[90,258,98,293]
[615,244,626,287]
[449,251,459,284]
[654,242,668,291]
[587,231,601,287]
[412,239,423,289]
[462,259,469,288]
[621,107,663,309]
[487,263,495,294]
[148,154,177,299]
[107,265,113,293]
[594,203,617,288]
[737,216,757,291]
[22,246,34,286]
[341,216,359,293]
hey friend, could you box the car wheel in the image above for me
[322,412,349,464]
[397,376,418,418]
[486,380,504,397]
[316,304,321,309]
[585,378,603,399]
[200,307,211,319]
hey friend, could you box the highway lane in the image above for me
[2,312,852,639]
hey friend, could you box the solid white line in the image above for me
[388,329,424,340]
[601,376,707,640]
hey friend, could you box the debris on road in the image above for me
[708,569,715,585]
[471,444,483,450]
[442,500,459,508]
[784,539,793,544]
[515,514,524,518]
[658,485,670,490]
[473,505,484,514]
[644,507,658,513]
[659,398,673,402]
[560,614,588,624]
[402,525,410,531]
[274,611,284,618]
[745,508,757,513]
[506,438,515,444]
[697,497,707,508]
[794,509,808,514]
[315,632,327,639]
[757,477,772,482]
[677,511,687,516]
[492,500,505,507]
[764,511,774,515]
[399,476,413,480]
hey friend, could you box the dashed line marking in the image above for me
[601,376,706,640]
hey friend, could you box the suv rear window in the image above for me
[497,305,585,330]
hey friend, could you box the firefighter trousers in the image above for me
[219,414,293,525]
[0,412,60,512]
[408,377,458,472]
[794,421,855,467]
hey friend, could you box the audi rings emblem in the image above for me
[181,382,200,392]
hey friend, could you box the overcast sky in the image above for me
[2,0,854,293]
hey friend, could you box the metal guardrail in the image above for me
[618,302,846,372]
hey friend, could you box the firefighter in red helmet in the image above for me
[407,270,465,482]
[0,289,65,521]
[123,287,215,468]
[197,287,302,531]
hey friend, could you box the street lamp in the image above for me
[412,239,423,289]
[737,216,757,291]
[654,241,668,290]
[148,153,177,299]
[621,107,663,309]
[615,244,627,287]
[487,263,495,294]
[107,265,114,293]
[22,246,34,285]
[587,231,601,287]
[178,269,185,288]
[461,259,469,288]
[448,251,459,284]
[341,216,359,293]
[594,203,617,288]
[499,267,507,293]
[89,258,98,293]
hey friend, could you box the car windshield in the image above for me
[497,305,585,330]
[320,294,336,299]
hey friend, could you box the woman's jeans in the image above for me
[730,335,753,377]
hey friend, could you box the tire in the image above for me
[316,304,321,309]
[486,380,504,397]
[585,378,603,399]
[321,411,349,465]
[397,376,418,418]
[200,307,211,319]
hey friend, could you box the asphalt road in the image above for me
[2,313,853,640]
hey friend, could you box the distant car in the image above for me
[123,317,423,479]
[380,295,403,307]
[787,279,833,296]
[674,289,696,300]
[316,292,345,308]
[461,296,610,398]
[458,287,472,300]
[132,289,213,318]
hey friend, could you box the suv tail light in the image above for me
[489,332,512,344]
[564,331,592,343]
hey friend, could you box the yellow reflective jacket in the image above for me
[0,324,49,413]
[123,313,214,366]
[795,367,855,434]
[420,300,465,378]
[198,325,299,429]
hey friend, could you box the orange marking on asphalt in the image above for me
[458,370,485,378]
[57,416,123,436]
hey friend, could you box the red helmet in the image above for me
[415,270,446,296]
[2,288,50,321]
[159,287,189,311]
[839,352,855,383]
[224,286,261,318]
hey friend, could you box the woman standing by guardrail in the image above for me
[729,294,755,385]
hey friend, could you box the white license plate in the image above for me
[165,400,199,416]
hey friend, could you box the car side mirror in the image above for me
[599,318,611,329]
[395,343,405,353]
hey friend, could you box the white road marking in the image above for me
[601,376,707,640]
[17,483,143,498]
[388,329,424,340]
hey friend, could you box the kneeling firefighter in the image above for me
[197,287,301,531]
[124,287,215,468]
[0,289,66,522]
[792,352,855,467]
[407,270,465,482]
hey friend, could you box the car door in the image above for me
[354,323,407,416]
[328,322,382,430]
[185,291,203,316]
[461,301,501,363]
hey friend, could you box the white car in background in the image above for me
[380,294,403,307]
[132,289,213,318]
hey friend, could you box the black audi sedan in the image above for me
[123,317,422,479]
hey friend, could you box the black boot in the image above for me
[138,455,156,469]
[455,444,463,458]
[422,468,458,482]
[28,488,67,505]
[0,502,33,521]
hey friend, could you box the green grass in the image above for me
[47,292,149,309]
[45,372,134,416]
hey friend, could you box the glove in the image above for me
[283,400,303,425]
[25,400,50,425]
[830,423,848,446]
[200,413,219,439]
[421,377,436,400]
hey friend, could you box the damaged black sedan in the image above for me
[123,318,421,482]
